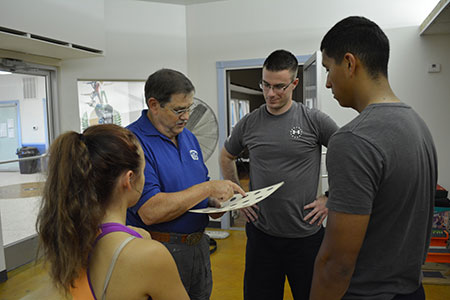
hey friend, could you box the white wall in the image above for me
[0,0,105,51]
[186,0,450,189]
[0,75,46,145]
[59,0,188,133]
[2,0,449,187]
[21,76,46,144]
[388,27,450,188]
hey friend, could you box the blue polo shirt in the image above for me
[126,110,209,234]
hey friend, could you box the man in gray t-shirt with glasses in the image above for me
[220,49,338,300]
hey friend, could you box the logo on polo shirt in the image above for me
[190,150,199,160]
[290,126,303,139]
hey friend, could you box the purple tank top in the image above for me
[96,222,143,241]
[87,223,145,300]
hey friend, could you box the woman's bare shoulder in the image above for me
[124,238,173,267]
[119,238,189,299]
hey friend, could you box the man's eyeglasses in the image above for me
[259,79,294,93]
[166,104,196,116]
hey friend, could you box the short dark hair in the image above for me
[144,68,195,107]
[320,16,390,79]
[263,49,298,79]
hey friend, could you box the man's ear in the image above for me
[147,98,160,113]
[344,52,357,77]
[292,78,300,89]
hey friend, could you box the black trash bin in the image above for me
[16,146,40,174]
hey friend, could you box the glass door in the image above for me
[303,51,329,200]
[0,60,57,271]
[303,51,322,109]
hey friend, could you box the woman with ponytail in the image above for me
[37,124,189,300]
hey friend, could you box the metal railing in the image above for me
[0,153,48,165]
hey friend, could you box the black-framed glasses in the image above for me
[259,79,294,93]
[166,103,196,116]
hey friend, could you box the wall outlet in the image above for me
[428,63,441,73]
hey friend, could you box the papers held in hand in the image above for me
[189,181,284,213]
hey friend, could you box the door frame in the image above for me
[0,60,59,272]
[303,51,323,110]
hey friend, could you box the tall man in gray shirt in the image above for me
[220,49,338,300]
[310,17,437,300]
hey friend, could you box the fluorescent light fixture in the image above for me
[0,70,12,75]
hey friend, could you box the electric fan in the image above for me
[185,97,219,162]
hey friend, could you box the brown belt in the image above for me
[149,231,204,246]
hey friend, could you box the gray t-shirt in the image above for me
[225,101,338,237]
[327,103,437,300]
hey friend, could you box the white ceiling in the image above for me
[0,0,447,61]
[137,0,227,5]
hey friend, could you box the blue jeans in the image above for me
[244,222,324,300]
[163,233,212,300]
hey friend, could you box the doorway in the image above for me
[0,59,58,273]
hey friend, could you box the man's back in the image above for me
[327,102,437,299]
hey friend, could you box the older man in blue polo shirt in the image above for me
[126,68,245,300]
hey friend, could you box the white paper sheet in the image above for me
[189,181,284,213]
[7,128,14,138]
[0,123,7,137]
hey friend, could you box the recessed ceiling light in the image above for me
[0,70,12,75]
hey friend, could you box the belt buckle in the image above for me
[185,232,203,246]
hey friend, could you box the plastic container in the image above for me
[16,147,40,174]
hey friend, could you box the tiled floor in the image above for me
[0,229,449,300]
[0,196,40,246]
[0,171,45,246]
[1,172,449,299]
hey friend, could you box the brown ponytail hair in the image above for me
[36,124,142,294]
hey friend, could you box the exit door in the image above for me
[0,59,58,272]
